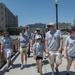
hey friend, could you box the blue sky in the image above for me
[0,0,75,26]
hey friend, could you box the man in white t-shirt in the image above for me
[45,22,63,75]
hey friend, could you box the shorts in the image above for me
[36,56,43,60]
[4,48,12,59]
[20,47,27,52]
[48,51,62,64]
[67,56,75,60]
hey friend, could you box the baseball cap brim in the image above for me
[36,28,40,31]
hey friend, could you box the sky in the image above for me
[0,0,75,26]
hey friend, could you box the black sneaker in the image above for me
[55,67,59,75]
[37,68,40,73]
[66,73,69,75]
[40,73,43,75]
[5,67,10,72]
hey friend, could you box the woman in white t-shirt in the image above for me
[1,31,13,71]
[64,26,75,75]
[18,29,29,70]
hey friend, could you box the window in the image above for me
[1,6,2,9]
[1,18,3,20]
[1,12,3,14]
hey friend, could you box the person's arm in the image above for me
[64,37,68,58]
[64,45,67,58]
[45,33,49,54]
[58,31,63,52]
[0,44,3,53]
[33,43,36,59]
[18,38,20,52]
[58,38,63,52]
[45,40,49,54]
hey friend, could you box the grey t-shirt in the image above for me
[1,36,13,49]
[18,35,28,47]
[45,29,62,51]
[65,36,75,57]
[33,42,45,57]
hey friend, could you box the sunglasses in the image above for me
[48,26,54,27]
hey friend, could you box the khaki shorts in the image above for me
[20,47,27,52]
[48,51,62,64]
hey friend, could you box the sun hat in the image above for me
[3,30,9,34]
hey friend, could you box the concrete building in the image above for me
[46,22,71,32]
[26,23,46,32]
[0,3,18,31]
[58,22,71,31]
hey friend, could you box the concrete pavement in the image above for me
[0,53,75,75]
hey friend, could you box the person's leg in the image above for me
[36,59,39,72]
[6,58,11,68]
[25,51,27,65]
[50,63,54,72]
[20,52,24,64]
[28,42,30,57]
[73,59,75,70]
[39,59,42,74]
[66,58,73,75]
[5,50,12,71]
[20,51,24,69]
[49,51,55,75]
[55,52,62,75]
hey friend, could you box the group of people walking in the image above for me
[0,22,75,75]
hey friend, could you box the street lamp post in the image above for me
[55,0,58,29]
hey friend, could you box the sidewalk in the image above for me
[0,53,75,75]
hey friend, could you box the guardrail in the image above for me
[0,38,18,68]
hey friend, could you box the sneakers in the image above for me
[25,64,27,67]
[20,64,24,70]
[37,68,40,73]
[66,73,69,75]
[55,67,59,75]
[40,73,43,75]
[51,72,54,75]
[5,67,10,72]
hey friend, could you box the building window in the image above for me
[1,18,3,20]
[1,6,3,9]
[5,8,7,13]
[1,12,3,14]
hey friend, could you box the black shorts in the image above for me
[36,56,43,60]
[68,56,75,59]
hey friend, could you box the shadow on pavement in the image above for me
[44,72,52,75]
[43,59,49,65]
[27,63,36,68]
[0,69,6,75]
[10,63,21,69]
[44,71,75,75]
[60,71,75,75]
[0,52,19,75]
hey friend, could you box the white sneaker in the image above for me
[25,63,27,67]
[20,64,24,70]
